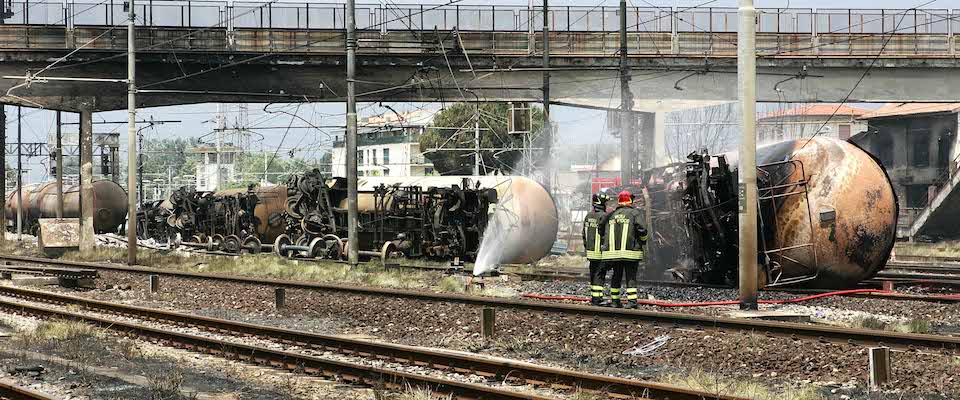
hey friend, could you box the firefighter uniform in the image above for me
[599,190,648,309]
[583,193,610,306]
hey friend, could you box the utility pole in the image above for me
[126,0,138,264]
[541,0,550,189]
[0,105,5,245]
[473,113,480,175]
[16,106,22,242]
[137,129,144,204]
[215,104,224,190]
[345,0,360,266]
[738,0,759,310]
[55,111,64,218]
[619,0,635,184]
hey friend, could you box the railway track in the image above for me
[0,381,55,400]
[885,260,960,274]
[1,254,959,351]
[0,285,740,400]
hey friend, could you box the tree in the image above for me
[140,138,200,179]
[419,103,543,175]
[222,152,310,189]
[664,103,739,163]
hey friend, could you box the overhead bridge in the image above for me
[1,2,960,111]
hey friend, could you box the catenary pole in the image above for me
[345,0,360,266]
[127,0,138,264]
[738,0,759,310]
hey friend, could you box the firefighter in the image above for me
[599,190,648,309]
[583,192,610,306]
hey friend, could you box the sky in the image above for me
[1,0,938,181]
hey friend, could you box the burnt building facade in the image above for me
[851,103,960,235]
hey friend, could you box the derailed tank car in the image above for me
[278,170,559,264]
[6,180,128,234]
[639,137,897,289]
[138,184,288,253]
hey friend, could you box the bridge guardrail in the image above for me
[0,2,958,57]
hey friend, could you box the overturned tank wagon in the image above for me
[638,137,897,289]
[5,180,128,234]
[279,171,559,265]
[140,184,288,253]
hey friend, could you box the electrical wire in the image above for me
[795,3,926,153]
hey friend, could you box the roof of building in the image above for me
[857,103,960,120]
[758,104,871,120]
[360,108,438,127]
[189,145,243,153]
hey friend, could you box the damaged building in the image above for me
[850,103,960,239]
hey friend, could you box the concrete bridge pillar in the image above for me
[654,112,666,167]
[638,111,655,170]
[79,109,94,252]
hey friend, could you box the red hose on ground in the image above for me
[520,289,890,307]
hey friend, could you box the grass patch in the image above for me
[895,242,960,258]
[849,316,933,334]
[534,254,588,270]
[392,386,453,400]
[437,276,466,293]
[32,320,96,341]
[566,391,602,400]
[662,368,824,400]
[850,316,888,331]
[55,244,531,295]
[892,319,932,334]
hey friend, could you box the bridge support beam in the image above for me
[79,110,95,252]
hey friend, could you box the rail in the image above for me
[2,254,960,350]
[0,297,559,400]
[0,381,57,400]
[0,2,959,57]
[0,285,739,400]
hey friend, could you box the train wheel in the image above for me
[190,235,202,244]
[380,242,402,265]
[224,235,242,254]
[295,235,310,247]
[308,238,326,259]
[321,234,343,260]
[242,236,262,254]
[211,234,225,252]
[273,234,293,258]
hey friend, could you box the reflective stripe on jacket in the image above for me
[598,205,648,261]
[582,209,606,260]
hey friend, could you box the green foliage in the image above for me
[419,103,543,175]
[141,137,200,179]
[221,152,313,189]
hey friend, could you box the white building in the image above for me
[332,109,437,177]
[191,144,241,191]
[758,104,870,142]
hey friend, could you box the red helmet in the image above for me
[618,190,633,205]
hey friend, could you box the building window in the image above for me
[372,149,378,165]
[425,167,434,175]
[875,135,894,167]
[383,148,390,165]
[913,136,930,167]
[839,124,851,140]
[906,184,929,208]
[357,150,363,165]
